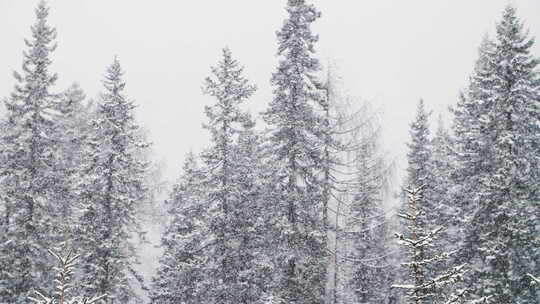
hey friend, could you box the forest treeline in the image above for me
[0,1,538,304]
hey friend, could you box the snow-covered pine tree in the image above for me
[447,38,496,304]
[57,83,90,169]
[428,116,455,249]
[426,115,460,301]
[404,100,432,206]
[400,100,436,285]
[393,186,467,304]
[0,1,64,302]
[227,115,274,304]
[200,47,258,304]
[74,58,148,304]
[55,83,92,233]
[402,100,445,281]
[261,0,328,303]
[454,6,540,302]
[150,153,210,304]
[449,35,495,264]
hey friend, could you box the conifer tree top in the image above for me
[29,0,57,54]
[264,0,323,130]
[203,47,256,116]
[496,5,533,48]
[278,0,320,55]
[103,57,126,96]
[11,0,57,105]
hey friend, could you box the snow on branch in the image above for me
[392,185,468,304]
[28,246,106,304]
[527,273,540,285]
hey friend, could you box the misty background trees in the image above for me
[0,0,539,304]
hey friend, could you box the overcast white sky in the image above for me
[1,0,540,181]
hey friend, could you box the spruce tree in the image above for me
[55,83,92,233]
[261,0,327,303]
[0,1,62,302]
[405,100,432,201]
[402,99,433,260]
[74,58,148,304]
[393,186,467,304]
[200,48,257,304]
[226,116,273,304]
[454,6,540,302]
[403,100,459,301]
[150,153,209,304]
[449,35,496,264]
[429,116,455,248]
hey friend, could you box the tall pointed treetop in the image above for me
[405,99,432,189]
[10,0,58,113]
[203,47,256,134]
